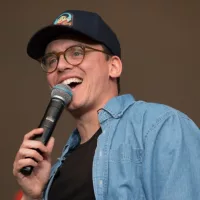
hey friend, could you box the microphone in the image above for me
[20,84,72,176]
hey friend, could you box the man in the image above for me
[13,10,200,200]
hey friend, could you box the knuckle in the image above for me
[23,134,28,140]
[12,164,16,175]
[13,169,16,176]
[18,148,23,155]
[18,148,26,157]
[24,132,31,140]
[31,150,40,158]
[35,142,45,151]
[24,129,38,140]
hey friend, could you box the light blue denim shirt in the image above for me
[43,94,200,200]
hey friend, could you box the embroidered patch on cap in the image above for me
[54,12,73,26]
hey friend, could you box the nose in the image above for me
[57,55,73,72]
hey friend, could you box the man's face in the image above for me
[45,38,116,116]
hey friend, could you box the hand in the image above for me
[13,128,55,199]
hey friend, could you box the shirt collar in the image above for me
[63,94,135,150]
[98,94,135,123]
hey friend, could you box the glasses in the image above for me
[40,45,111,73]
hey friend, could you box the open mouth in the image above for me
[61,77,83,89]
[68,82,81,89]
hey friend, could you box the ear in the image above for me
[108,56,122,79]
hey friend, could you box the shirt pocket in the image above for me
[108,143,145,200]
[109,143,143,164]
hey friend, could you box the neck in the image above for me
[75,109,100,144]
[70,87,118,143]
[72,97,114,143]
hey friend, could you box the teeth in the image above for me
[62,78,83,85]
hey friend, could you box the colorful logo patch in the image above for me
[54,12,73,26]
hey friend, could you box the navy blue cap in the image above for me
[27,10,121,59]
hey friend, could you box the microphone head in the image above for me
[51,84,72,105]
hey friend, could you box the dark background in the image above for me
[0,1,199,199]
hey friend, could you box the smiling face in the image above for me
[45,37,122,117]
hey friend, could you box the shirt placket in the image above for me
[93,114,120,200]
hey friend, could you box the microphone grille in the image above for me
[51,84,72,105]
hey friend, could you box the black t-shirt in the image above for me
[48,128,101,200]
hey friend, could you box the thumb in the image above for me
[46,137,55,154]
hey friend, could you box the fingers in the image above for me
[14,158,38,174]
[15,129,47,162]
[20,140,48,155]
[18,148,44,162]
[13,128,54,176]
[23,128,44,141]
[45,137,55,162]
[46,137,55,154]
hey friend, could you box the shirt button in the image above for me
[99,180,103,186]
[99,151,102,157]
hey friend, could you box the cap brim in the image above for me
[27,25,94,60]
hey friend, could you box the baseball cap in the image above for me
[27,10,121,60]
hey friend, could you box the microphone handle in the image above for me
[20,98,65,176]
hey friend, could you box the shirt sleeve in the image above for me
[143,110,200,200]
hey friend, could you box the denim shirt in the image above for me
[43,94,200,200]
